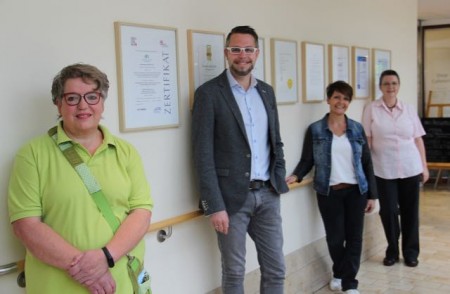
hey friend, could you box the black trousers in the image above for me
[317,186,367,291]
[376,175,421,261]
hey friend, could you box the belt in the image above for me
[330,183,357,191]
[249,180,271,190]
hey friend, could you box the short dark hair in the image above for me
[225,26,259,47]
[51,63,109,104]
[379,69,400,86]
[326,81,353,102]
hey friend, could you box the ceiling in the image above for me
[418,0,450,21]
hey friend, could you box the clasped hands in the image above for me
[68,249,116,294]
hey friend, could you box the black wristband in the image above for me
[101,247,115,268]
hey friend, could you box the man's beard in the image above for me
[229,63,254,77]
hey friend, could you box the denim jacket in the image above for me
[293,114,377,198]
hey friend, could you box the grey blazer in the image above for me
[192,70,289,216]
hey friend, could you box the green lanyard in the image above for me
[48,126,120,233]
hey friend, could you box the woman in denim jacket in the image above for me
[286,81,378,294]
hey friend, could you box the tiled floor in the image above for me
[314,183,450,294]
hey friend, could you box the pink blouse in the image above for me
[362,99,425,179]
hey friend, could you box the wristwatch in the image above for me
[101,246,115,268]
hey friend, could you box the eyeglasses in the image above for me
[381,82,399,87]
[226,47,258,55]
[62,92,102,106]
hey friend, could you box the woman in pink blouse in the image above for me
[362,69,429,268]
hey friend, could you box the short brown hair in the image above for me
[51,63,109,104]
[379,69,400,86]
[326,81,353,102]
[225,26,259,48]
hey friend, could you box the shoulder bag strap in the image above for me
[48,126,120,233]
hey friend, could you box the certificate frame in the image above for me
[187,29,226,109]
[372,48,391,99]
[351,46,371,99]
[114,22,180,132]
[270,38,299,104]
[302,41,325,103]
[328,44,350,83]
[253,37,266,82]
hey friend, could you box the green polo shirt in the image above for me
[8,123,153,294]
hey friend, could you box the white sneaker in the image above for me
[329,278,342,291]
[345,290,360,294]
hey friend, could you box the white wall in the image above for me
[0,0,418,293]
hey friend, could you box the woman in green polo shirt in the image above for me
[8,63,154,294]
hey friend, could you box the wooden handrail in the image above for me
[149,210,203,232]
[147,178,313,233]
[10,178,313,275]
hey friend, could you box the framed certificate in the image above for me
[302,41,325,102]
[372,48,391,99]
[352,46,371,99]
[270,38,299,104]
[253,37,266,81]
[328,44,350,83]
[114,22,180,132]
[187,30,225,108]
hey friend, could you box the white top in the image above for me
[329,133,358,185]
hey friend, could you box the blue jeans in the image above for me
[217,187,285,294]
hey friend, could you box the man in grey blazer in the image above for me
[192,26,289,294]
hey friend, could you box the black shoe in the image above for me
[383,257,399,266]
[405,259,419,267]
